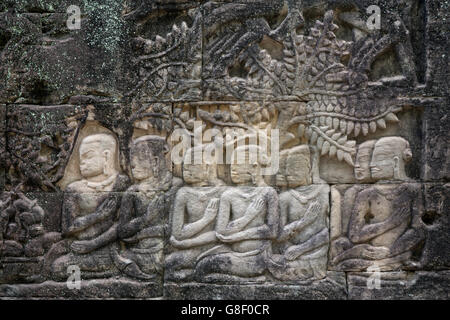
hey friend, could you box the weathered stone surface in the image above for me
[165,272,347,300]
[0,0,448,300]
[6,104,83,191]
[424,0,449,96]
[421,183,450,269]
[348,271,450,300]
[123,5,202,102]
[329,183,426,272]
[0,104,5,190]
[0,192,62,284]
[0,6,128,104]
[422,103,450,181]
[0,278,162,299]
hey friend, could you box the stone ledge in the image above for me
[164,272,347,300]
[0,278,162,299]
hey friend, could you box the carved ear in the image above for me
[393,156,400,172]
[153,156,160,167]
[403,148,412,162]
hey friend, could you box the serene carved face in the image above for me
[79,141,107,178]
[354,141,375,181]
[370,144,395,180]
[182,163,209,185]
[131,142,156,181]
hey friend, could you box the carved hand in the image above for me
[389,205,411,227]
[204,198,219,220]
[297,200,321,229]
[284,246,300,261]
[216,232,238,243]
[246,197,265,218]
[144,195,165,223]
[362,245,390,260]
[98,198,117,214]
[170,235,191,248]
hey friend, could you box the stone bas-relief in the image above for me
[330,183,425,272]
[45,133,130,280]
[268,146,330,282]
[194,145,279,283]
[329,137,425,271]
[1,1,448,299]
[0,192,61,283]
[114,135,179,280]
[166,146,226,282]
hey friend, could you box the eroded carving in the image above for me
[113,135,178,280]
[330,182,425,271]
[166,145,225,282]
[0,191,61,283]
[45,133,130,280]
[268,145,330,282]
[194,145,279,283]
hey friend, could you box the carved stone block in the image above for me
[123,6,202,101]
[329,183,426,272]
[165,271,347,300]
[0,278,163,299]
[348,271,450,300]
[0,0,448,300]
[421,183,450,269]
[422,104,450,181]
[425,20,449,96]
[0,192,62,284]
[6,104,83,191]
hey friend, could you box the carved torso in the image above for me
[221,186,275,253]
[281,184,329,245]
[362,186,410,247]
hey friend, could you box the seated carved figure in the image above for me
[194,145,279,283]
[46,133,130,280]
[331,137,424,271]
[165,145,225,281]
[268,145,330,281]
[112,135,181,280]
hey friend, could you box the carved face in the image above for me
[79,141,107,178]
[281,145,311,188]
[286,155,310,188]
[131,142,156,181]
[370,145,395,180]
[182,163,209,185]
[354,141,375,181]
[230,161,258,185]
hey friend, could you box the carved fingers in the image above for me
[390,205,411,226]
[247,197,265,216]
[303,200,321,224]
[361,245,390,260]
[285,246,300,261]
[204,198,220,221]
[215,232,234,243]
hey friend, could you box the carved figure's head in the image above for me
[370,137,412,181]
[79,134,118,179]
[131,135,169,182]
[285,145,311,188]
[182,145,223,186]
[230,145,270,186]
